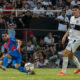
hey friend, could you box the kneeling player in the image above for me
[0,32,35,75]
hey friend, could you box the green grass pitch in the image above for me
[0,68,80,80]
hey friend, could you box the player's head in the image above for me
[2,32,9,41]
[72,5,80,17]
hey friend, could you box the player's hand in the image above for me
[62,36,66,44]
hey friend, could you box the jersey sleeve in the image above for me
[70,16,75,24]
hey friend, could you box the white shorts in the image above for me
[66,39,80,53]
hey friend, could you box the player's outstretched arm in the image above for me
[62,28,70,44]
[16,40,22,50]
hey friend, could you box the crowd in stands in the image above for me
[0,0,80,68]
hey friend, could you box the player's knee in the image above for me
[62,49,71,57]
[62,50,67,57]
[68,53,74,59]
[5,54,12,59]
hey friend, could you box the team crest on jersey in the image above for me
[76,20,80,25]
[76,20,79,24]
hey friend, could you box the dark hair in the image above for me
[2,32,8,34]
[8,2,12,4]
[72,5,79,9]
[37,2,41,5]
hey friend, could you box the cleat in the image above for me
[0,65,6,70]
[74,69,80,74]
[58,72,66,75]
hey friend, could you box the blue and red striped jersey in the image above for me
[3,37,17,52]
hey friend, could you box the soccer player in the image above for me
[0,32,33,74]
[58,5,80,75]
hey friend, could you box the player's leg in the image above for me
[58,40,73,75]
[12,50,35,74]
[11,49,28,73]
[14,64,35,75]
[2,49,18,69]
[3,54,11,67]
[0,54,11,70]
[69,53,80,74]
[15,64,27,73]
[58,39,80,75]
[58,49,70,75]
[12,58,35,74]
[68,40,80,74]
[0,54,5,65]
[12,59,27,73]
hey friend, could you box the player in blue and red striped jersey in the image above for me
[0,32,34,74]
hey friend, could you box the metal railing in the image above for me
[0,9,62,16]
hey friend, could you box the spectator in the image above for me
[56,11,69,31]
[16,0,23,9]
[27,40,35,62]
[48,43,56,68]
[39,39,49,59]
[7,15,17,38]
[33,39,49,67]
[37,55,49,68]
[27,0,37,9]
[51,0,56,6]
[38,38,56,70]
[37,0,43,3]
[3,2,14,16]
[3,0,8,6]
[32,36,39,51]
[22,11,32,28]
[42,0,52,8]
[44,32,55,45]
[21,42,27,66]
[71,0,80,6]
[33,2,45,18]
[65,0,72,6]
[14,14,24,39]
[0,13,6,41]
[46,5,55,18]
[65,5,72,18]
[27,30,34,39]
[0,0,4,7]
[56,0,66,8]
[22,3,30,10]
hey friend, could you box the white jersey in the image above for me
[68,16,80,40]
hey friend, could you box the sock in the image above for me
[72,56,80,69]
[3,56,8,68]
[62,57,68,73]
[17,66,27,73]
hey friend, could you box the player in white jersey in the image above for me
[58,5,80,75]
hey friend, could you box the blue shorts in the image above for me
[8,49,22,67]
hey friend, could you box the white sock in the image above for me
[72,56,80,69]
[62,57,68,73]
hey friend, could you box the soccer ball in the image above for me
[24,62,34,71]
